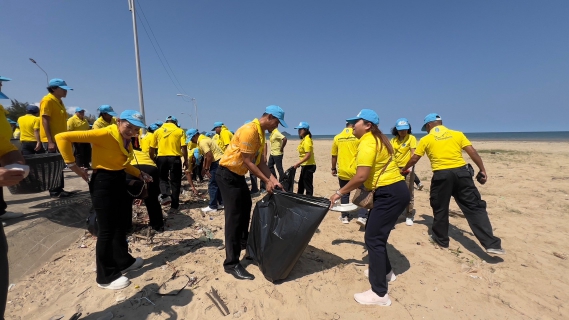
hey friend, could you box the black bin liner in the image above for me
[246,190,330,282]
[279,166,296,192]
[7,153,65,194]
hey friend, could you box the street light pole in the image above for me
[128,0,146,123]
[29,58,49,85]
[176,94,198,129]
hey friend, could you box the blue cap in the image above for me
[49,78,73,90]
[0,76,11,82]
[155,121,163,127]
[98,105,117,117]
[119,110,146,128]
[205,132,214,138]
[265,105,288,128]
[193,148,201,160]
[166,115,178,123]
[148,123,160,131]
[212,121,224,131]
[26,105,40,113]
[346,109,379,125]
[185,128,199,143]
[421,113,442,132]
[75,107,84,113]
[294,122,310,130]
[7,119,16,125]
[395,118,410,130]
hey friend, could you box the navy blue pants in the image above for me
[207,160,223,209]
[365,180,410,296]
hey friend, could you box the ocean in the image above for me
[281,131,569,141]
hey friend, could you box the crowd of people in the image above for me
[0,74,506,315]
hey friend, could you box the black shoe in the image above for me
[50,191,75,198]
[225,264,255,280]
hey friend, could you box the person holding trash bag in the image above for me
[55,110,153,290]
[329,109,409,307]
[217,105,287,280]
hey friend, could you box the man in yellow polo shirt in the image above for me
[403,113,504,255]
[67,107,91,169]
[331,122,368,225]
[187,129,225,213]
[268,127,287,180]
[217,105,286,280]
[40,78,74,198]
[18,105,43,155]
[211,121,233,152]
[150,116,187,214]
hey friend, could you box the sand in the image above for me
[5,139,569,320]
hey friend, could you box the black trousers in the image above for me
[90,169,135,284]
[0,223,8,320]
[249,173,265,192]
[156,156,182,209]
[268,154,285,181]
[297,165,316,196]
[20,141,44,155]
[0,188,5,216]
[42,143,65,195]
[216,166,252,269]
[429,166,501,249]
[73,142,91,168]
[127,165,164,231]
[366,181,410,296]
[192,159,203,182]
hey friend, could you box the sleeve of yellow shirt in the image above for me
[331,137,339,156]
[221,130,232,146]
[0,135,18,157]
[180,131,187,146]
[239,126,260,154]
[149,131,159,148]
[458,132,472,148]
[55,129,109,164]
[33,117,40,130]
[199,139,211,154]
[414,137,427,157]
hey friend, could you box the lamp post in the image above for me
[176,94,198,129]
[29,58,49,85]
[127,0,146,125]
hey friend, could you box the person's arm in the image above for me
[0,150,25,186]
[294,152,311,168]
[181,145,188,170]
[55,129,110,182]
[331,156,338,176]
[329,166,371,206]
[402,154,421,172]
[67,118,73,131]
[280,137,287,152]
[42,115,56,151]
[201,151,214,177]
[463,145,487,183]
[149,147,156,160]
[34,129,42,151]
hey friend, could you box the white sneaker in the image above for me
[0,212,24,220]
[356,217,367,227]
[340,216,349,224]
[218,205,224,210]
[98,276,130,290]
[122,257,144,273]
[201,206,216,213]
[354,290,391,306]
[417,184,424,191]
[486,248,506,255]
[364,269,397,282]
[405,217,414,226]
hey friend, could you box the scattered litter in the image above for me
[469,275,479,279]
[158,275,191,295]
[48,316,64,320]
[80,244,87,248]
[8,284,15,291]
[217,244,225,250]
[206,286,230,316]
[116,295,126,302]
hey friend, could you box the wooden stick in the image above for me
[211,287,230,315]
[205,292,226,316]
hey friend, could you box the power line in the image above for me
[136,0,190,96]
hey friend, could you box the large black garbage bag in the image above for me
[246,190,330,282]
[279,166,296,192]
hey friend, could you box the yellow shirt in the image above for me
[269,129,286,156]
[92,117,117,130]
[220,118,265,175]
[197,134,224,162]
[415,125,472,171]
[130,149,156,167]
[297,135,316,166]
[217,126,233,152]
[39,93,67,142]
[357,132,404,190]
[391,134,417,168]
[331,128,359,180]
[0,135,17,157]
[12,128,20,139]
[151,122,187,157]
[139,132,154,154]
[67,114,90,131]
[18,114,40,142]
[0,104,12,139]
[55,124,140,177]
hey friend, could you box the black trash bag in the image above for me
[279,166,296,192]
[86,206,98,237]
[246,190,330,282]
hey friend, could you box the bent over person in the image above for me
[403,113,504,255]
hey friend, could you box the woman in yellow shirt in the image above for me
[55,110,152,291]
[390,118,421,226]
[329,109,410,307]
[293,122,316,196]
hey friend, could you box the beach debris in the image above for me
[158,275,191,295]
[206,286,230,316]
[48,315,64,320]
[77,286,91,297]
[552,252,567,260]
[8,284,15,291]
[69,313,82,320]
[116,295,126,302]
[95,312,113,320]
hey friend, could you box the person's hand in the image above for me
[331,168,337,177]
[293,163,300,169]
[48,141,56,152]
[183,160,189,171]
[0,168,25,187]
[192,188,201,196]
[329,193,341,209]
[34,142,42,152]
[477,171,488,185]
[202,168,211,178]
[140,172,153,183]
[265,180,283,194]
[400,168,409,176]
[70,165,89,183]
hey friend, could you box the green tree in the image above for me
[5,99,30,121]
[85,114,97,125]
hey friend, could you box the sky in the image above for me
[1,0,567,134]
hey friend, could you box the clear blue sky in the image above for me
[1,0,567,134]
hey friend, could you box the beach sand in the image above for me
[5,140,569,319]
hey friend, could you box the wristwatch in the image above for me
[335,190,344,197]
